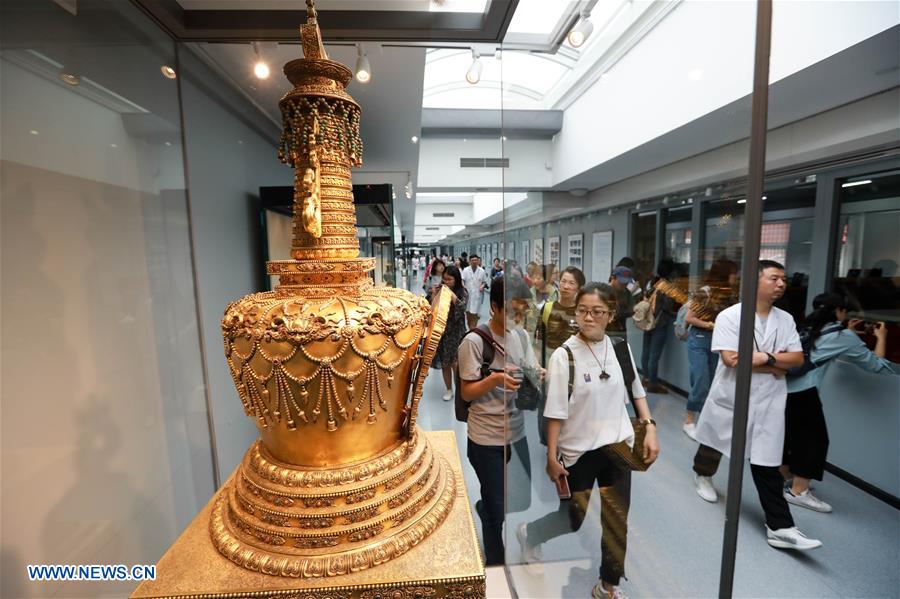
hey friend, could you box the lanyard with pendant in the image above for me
[582,335,611,381]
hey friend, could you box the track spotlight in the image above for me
[567,13,594,48]
[465,49,482,85]
[252,42,269,79]
[160,66,177,79]
[355,44,371,84]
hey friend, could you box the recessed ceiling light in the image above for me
[254,61,270,79]
[160,66,177,79]
[737,198,747,204]
[110,143,118,148]
[237,140,244,145]
[411,136,419,144]
[59,73,80,86]
[29,129,39,135]
[164,141,172,146]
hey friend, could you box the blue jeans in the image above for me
[467,436,531,565]
[686,328,718,413]
[640,325,669,385]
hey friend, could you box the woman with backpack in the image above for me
[431,265,468,401]
[516,283,659,599]
[781,292,897,512]
[536,266,586,367]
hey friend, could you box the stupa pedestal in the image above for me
[131,431,485,599]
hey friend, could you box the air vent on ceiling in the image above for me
[425,227,440,231]
[433,212,455,218]
[460,157,510,168]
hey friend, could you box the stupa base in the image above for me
[131,431,485,599]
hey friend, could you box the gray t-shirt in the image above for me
[458,325,530,446]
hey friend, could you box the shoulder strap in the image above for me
[610,337,636,404]
[562,343,575,402]
[469,325,505,357]
[541,301,554,325]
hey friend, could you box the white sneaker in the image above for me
[683,422,698,440]
[784,489,832,513]
[766,526,823,550]
[694,474,717,503]
[441,389,452,401]
[515,523,542,563]
[592,582,628,599]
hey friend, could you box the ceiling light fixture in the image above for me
[59,72,80,86]
[841,179,872,188]
[737,198,747,204]
[465,49,482,85]
[160,65,177,79]
[567,12,594,48]
[252,42,270,79]
[411,135,419,144]
[355,44,371,84]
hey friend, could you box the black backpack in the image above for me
[454,325,501,422]
[786,322,844,378]
[538,336,636,445]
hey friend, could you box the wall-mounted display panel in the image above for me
[591,230,613,283]
[548,236,560,269]
[568,234,583,270]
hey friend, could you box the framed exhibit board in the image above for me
[591,230,614,283]
[567,234,583,270]
[549,236,561,269]
[533,238,543,263]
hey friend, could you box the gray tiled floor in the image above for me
[402,273,900,598]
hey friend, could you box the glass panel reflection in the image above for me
[0,1,214,597]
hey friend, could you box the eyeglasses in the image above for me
[575,307,611,318]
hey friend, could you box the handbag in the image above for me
[603,417,651,472]
[632,291,658,332]
[513,328,541,411]
[601,338,653,471]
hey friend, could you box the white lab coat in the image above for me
[461,265,488,314]
[694,303,802,466]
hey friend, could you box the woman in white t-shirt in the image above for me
[516,283,659,599]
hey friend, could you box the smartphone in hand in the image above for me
[555,475,571,500]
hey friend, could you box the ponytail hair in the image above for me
[804,292,849,348]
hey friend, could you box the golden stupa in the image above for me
[132,3,486,597]
[212,3,457,579]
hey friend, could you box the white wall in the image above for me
[552,0,899,186]
[417,138,553,190]
[178,48,294,478]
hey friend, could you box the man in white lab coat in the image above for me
[462,254,489,330]
[692,260,823,550]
